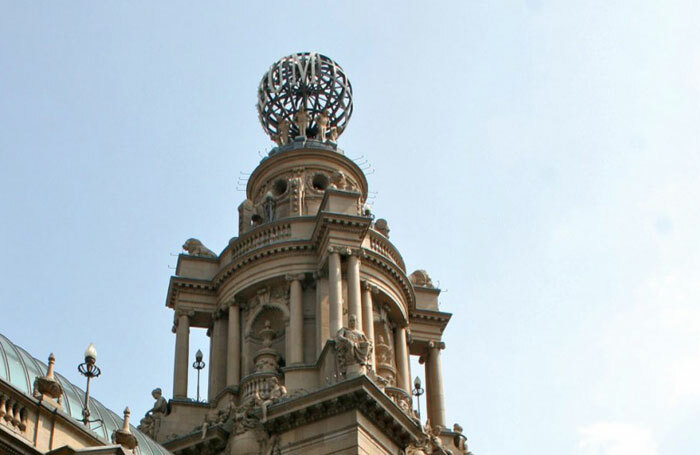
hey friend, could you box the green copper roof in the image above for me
[0,333,170,455]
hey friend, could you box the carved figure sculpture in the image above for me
[263,192,276,223]
[200,401,232,439]
[230,401,260,435]
[335,315,373,377]
[329,170,355,191]
[276,118,291,145]
[374,218,390,238]
[182,238,217,258]
[316,109,330,141]
[293,107,310,138]
[254,377,287,422]
[409,269,434,288]
[423,419,444,450]
[329,126,339,142]
[405,419,444,455]
[137,388,168,438]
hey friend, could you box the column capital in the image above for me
[327,245,343,255]
[174,309,195,319]
[213,307,228,320]
[285,272,306,282]
[362,280,379,293]
[428,341,446,350]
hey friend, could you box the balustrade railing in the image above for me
[239,372,282,403]
[0,392,28,433]
[369,231,406,271]
[229,223,292,261]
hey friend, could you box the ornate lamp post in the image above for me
[77,343,102,426]
[192,349,205,402]
[412,376,425,419]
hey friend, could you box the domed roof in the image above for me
[0,333,170,455]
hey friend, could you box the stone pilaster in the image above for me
[361,280,377,369]
[347,250,362,333]
[314,271,330,356]
[328,247,343,336]
[226,299,241,388]
[208,307,228,400]
[286,273,305,365]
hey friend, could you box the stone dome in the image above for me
[0,333,170,455]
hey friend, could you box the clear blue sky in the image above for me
[1,2,699,454]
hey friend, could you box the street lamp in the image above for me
[77,343,102,426]
[412,376,424,419]
[192,349,205,402]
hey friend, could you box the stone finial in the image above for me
[112,407,138,451]
[32,353,64,405]
[374,219,390,238]
[409,269,434,288]
[182,238,217,258]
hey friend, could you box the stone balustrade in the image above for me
[239,372,282,403]
[0,392,28,433]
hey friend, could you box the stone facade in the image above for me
[148,136,470,454]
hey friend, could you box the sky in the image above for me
[1,1,699,454]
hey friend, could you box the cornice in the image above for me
[264,375,421,447]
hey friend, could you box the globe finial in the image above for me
[257,52,353,145]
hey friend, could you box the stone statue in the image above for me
[316,109,330,141]
[329,126,339,142]
[182,238,217,258]
[263,192,276,223]
[374,219,390,238]
[137,388,168,438]
[453,423,471,454]
[200,401,232,439]
[405,419,445,455]
[293,107,310,138]
[276,118,291,145]
[335,315,372,377]
[409,269,435,288]
[423,419,444,450]
[254,377,287,422]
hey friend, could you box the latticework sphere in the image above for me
[257,52,353,142]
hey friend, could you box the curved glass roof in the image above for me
[0,333,170,455]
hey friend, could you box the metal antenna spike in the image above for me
[350,155,365,161]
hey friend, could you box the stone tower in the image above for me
[139,53,470,455]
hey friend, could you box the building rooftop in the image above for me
[0,333,170,455]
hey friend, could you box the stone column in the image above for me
[172,310,192,399]
[394,326,411,395]
[287,273,305,364]
[328,249,343,336]
[347,252,362,331]
[361,281,376,369]
[426,341,446,427]
[226,300,241,388]
[208,309,228,400]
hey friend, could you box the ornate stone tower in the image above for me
[140,52,470,455]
